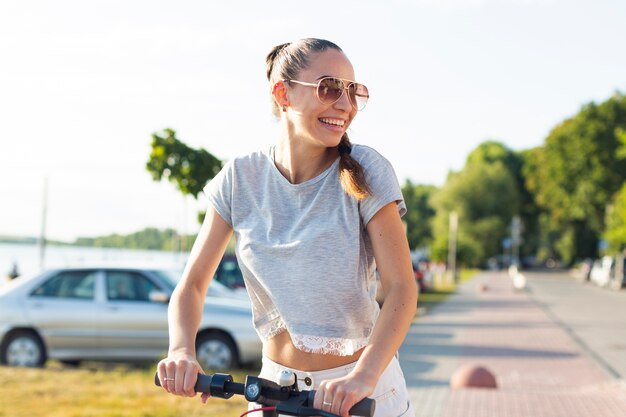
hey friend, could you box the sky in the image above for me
[0,0,625,242]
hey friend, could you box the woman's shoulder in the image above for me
[351,144,389,166]
[225,148,272,170]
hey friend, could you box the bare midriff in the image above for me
[264,330,364,371]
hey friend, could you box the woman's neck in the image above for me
[273,138,338,184]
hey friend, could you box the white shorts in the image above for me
[249,355,415,417]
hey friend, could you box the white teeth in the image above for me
[320,118,345,126]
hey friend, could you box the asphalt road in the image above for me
[524,270,626,380]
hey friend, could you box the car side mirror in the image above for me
[149,291,170,303]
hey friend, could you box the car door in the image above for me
[26,269,99,354]
[98,270,169,358]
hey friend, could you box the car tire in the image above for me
[0,330,46,367]
[196,332,238,371]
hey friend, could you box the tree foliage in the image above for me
[401,180,437,250]
[604,183,626,253]
[431,147,522,267]
[146,128,223,199]
[515,148,543,259]
[524,92,626,263]
[73,228,195,251]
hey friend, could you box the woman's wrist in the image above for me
[350,362,382,388]
[168,346,196,359]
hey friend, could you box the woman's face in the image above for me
[284,49,358,149]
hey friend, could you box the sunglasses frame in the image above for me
[284,77,369,111]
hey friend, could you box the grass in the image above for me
[0,361,258,417]
[417,268,478,312]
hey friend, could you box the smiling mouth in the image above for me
[319,118,346,127]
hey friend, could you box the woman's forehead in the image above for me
[299,49,355,81]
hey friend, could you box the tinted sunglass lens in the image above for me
[352,83,369,110]
[318,78,344,104]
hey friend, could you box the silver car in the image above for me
[0,267,262,370]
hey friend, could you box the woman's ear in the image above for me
[272,81,289,108]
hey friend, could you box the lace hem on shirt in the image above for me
[292,334,369,356]
[257,318,369,356]
[257,316,288,341]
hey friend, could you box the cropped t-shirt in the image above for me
[204,144,406,356]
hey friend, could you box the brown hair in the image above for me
[265,38,370,200]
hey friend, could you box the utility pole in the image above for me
[448,211,458,283]
[38,177,48,272]
[511,215,521,267]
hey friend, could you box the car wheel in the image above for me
[0,330,46,367]
[196,332,238,371]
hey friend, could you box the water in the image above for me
[0,242,190,279]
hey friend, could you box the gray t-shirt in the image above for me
[205,144,406,356]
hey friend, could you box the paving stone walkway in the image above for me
[399,271,626,417]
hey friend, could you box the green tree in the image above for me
[523,147,562,262]
[431,156,521,267]
[146,128,223,199]
[401,181,437,250]
[466,140,523,173]
[604,183,626,253]
[525,92,626,263]
[468,141,541,260]
[73,228,185,251]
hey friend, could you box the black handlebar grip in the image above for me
[154,373,214,393]
[194,373,214,393]
[306,390,376,417]
[350,398,376,417]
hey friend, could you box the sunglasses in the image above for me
[285,77,369,111]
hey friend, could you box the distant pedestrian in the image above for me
[7,261,19,280]
[157,38,417,417]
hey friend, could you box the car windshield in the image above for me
[151,269,244,299]
[150,270,179,291]
[153,269,238,297]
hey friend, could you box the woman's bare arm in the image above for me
[352,201,417,387]
[157,207,233,397]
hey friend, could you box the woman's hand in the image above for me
[313,371,376,417]
[157,351,208,403]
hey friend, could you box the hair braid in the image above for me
[338,134,370,200]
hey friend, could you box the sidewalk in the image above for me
[399,271,626,417]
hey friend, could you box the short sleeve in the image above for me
[358,151,407,226]
[203,160,234,227]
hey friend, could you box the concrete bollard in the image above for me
[450,364,497,389]
[513,273,527,291]
[476,283,489,293]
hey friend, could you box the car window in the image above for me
[30,270,96,300]
[106,271,160,302]
[216,259,245,289]
[151,270,179,291]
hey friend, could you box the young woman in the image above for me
[157,38,417,417]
